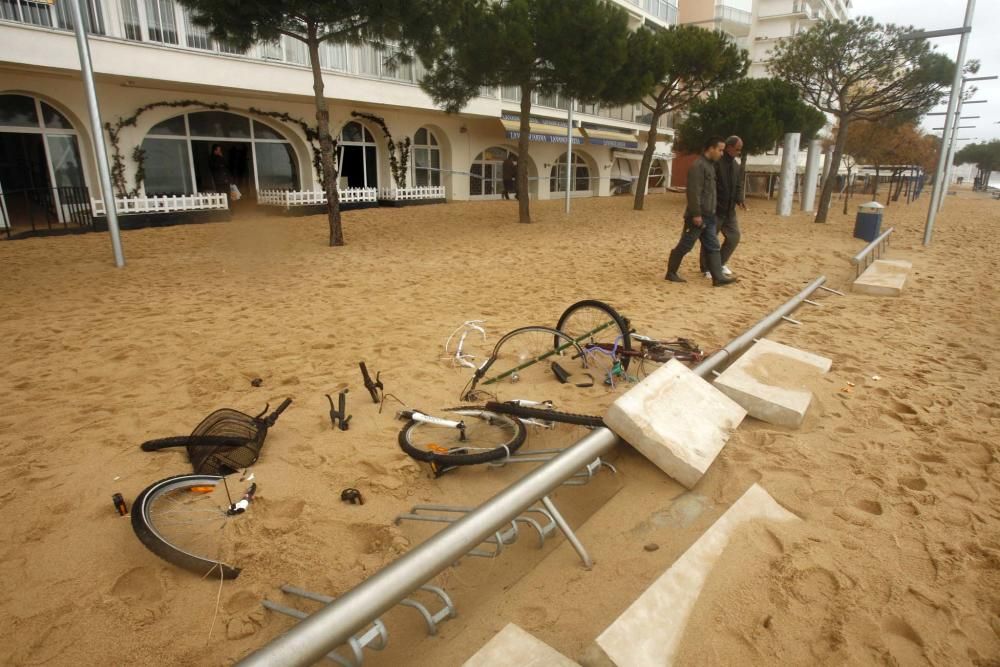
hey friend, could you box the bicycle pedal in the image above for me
[551,361,571,384]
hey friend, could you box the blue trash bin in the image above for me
[854,201,884,242]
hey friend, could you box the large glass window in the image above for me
[139,111,299,197]
[470,147,515,197]
[550,153,590,193]
[336,122,378,189]
[141,138,193,195]
[46,135,85,189]
[0,94,39,127]
[412,128,441,187]
[145,0,178,44]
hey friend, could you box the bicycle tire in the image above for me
[556,300,633,371]
[131,474,244,579]
[398,407,527,466]
[470,325,589,395]
[484,401,604,428]
[139,435,251,452]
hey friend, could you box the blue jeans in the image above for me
[674,214,721,257]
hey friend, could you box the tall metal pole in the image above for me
[68,0,125,267]
[939,78,968,213]
[924,0,975,246]
[565,100,574,214]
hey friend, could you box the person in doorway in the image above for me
[209,143,232,194]
[502,153,518,200]
[700,135,748,278]
[665,136,737,287]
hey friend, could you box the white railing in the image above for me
[91,193,228,215]
[258,188,378,208]
[378,186,446,201]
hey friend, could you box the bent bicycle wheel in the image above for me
[398,407,527,466]
[556,300,632,374]
[131,474,249,579]
[468,326,590,400]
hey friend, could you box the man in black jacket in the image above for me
[665,136,737,286]
[701,135,747,278]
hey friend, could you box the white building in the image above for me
[0,0,676,235]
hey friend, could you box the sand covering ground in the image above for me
[0,188,997,665]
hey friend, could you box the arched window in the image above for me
[550,152,590,193]
[0,94,86,229]
[140,110,299,197]
[470,146,516,197]
[337,121,378,189]
[412,128,441,187]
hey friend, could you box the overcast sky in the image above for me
[859,0,1000,145]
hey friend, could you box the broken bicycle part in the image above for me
[327,390,352,431]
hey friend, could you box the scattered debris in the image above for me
[112,493,128,516]
[872,375,881,381]
[341,488,364,505]
[643,543,659,552]
[251,378,263,387]
[360,361,384,404]
[327,389,352,431]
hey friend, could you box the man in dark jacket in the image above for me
[665,137,737,286]
[502,153,517,200]
[209,144,232,194]
[701,135,747,277]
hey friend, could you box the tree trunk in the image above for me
[891,170,905,202]
[633,102,663,211]
[872,164,880,201]
[517,83,533,224]
[842,168,852,215]
[306,31,342,246]
[815,115,850,223]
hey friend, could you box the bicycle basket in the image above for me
[185,408,264,475]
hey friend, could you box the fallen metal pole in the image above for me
[237,275,829,667]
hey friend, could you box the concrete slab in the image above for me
[714,338,832,428]
[590,484,799,667]
[853,258,912,296]
[604,359,746,489]
[464,623,579,667]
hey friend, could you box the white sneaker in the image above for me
[722,265,733,276]
[704,271,712,279]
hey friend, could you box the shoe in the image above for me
[704,271,712,279]
[722,265,733,276]
[665,272,687,283]
[707,252,737,286]
[712,276,738,287]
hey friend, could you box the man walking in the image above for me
[665,137,737,286]
[502,153,517,200]
[700,135,747,278]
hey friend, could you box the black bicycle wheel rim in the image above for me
[484,401,604,428]
[556,300,632,371]
[131,474,243,579]
[398,407,527,466]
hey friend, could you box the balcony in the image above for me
[616,0,679,26]
[715,4,752,37]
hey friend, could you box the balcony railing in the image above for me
[715,5,752,26]
[0,0,668,129]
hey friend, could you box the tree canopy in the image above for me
[414,0,645,223]
[955,140,1000,187]
[674,78,825,162]
[178,0,410,245]
[625,25,747,210]
[769,17,954,222]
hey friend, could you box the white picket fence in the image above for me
[378,186,446,201]
[91,193,229,216]
[258,188,378,208]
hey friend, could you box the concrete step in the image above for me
[463,623,579,667]
[853,258,912,296]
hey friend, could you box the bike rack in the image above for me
[851,227,895,278]
[487,448,617,486]
[395,496,592,568]
[262,584,456,666]
[238,276,839,667]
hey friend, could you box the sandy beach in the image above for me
[0,187,997,665]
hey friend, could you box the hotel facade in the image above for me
[0,0,679,233]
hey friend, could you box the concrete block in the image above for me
[592,484,799,667]
[714,338,832,428]
[604,359,746,489]
[853,258,912,296]
[464,623,579,667]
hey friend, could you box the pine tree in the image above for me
[413,0,647,223]
[769,17,953,223]
[177,1,409,246]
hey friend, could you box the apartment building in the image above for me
[0,0,677,234]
